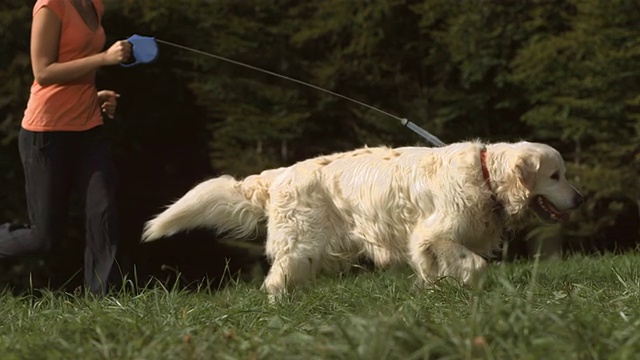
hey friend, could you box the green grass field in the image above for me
[2,253,640,360]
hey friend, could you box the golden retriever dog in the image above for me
[142,141,583,299]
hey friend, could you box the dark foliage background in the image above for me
[1,0,638,292]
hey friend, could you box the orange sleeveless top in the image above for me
[22,0,106,132]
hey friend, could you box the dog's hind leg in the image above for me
[408,220,488,288]
[261,253,319,301]
[260,168,338,301]
[262,215,332,301]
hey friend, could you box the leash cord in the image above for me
[155,38,446,147]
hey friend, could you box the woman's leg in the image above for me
[0,129,71,258]
[75,126,119,296]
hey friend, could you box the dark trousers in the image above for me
[0,126,119,296]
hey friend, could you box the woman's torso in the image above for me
[22,0,106,132]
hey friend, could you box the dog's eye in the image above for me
[550,171,560,180]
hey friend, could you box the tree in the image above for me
[0,0,32,221]
[510,0,640,251]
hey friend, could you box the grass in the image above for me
[2,253,640,360]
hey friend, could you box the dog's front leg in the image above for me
[408,221,488,288]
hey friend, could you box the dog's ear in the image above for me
[514,155,539,191]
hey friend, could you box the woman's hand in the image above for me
[97,90,120,119]
[103,40,132,65]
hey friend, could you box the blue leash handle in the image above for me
[121,34,159,67]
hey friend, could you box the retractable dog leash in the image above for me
[124,34,446,147]
[121,34,159,67]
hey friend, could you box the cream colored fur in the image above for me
[142,140,581,300]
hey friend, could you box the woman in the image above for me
[0,0,131,296]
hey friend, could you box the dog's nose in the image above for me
[573,193,584,207]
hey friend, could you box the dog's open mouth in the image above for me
[531,195,570,222]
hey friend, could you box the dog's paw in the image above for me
[459,252,488,287]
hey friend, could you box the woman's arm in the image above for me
[30,7,131,86]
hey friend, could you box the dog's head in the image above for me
[489,142,583,222]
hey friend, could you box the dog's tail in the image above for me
[141,174,272,242]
